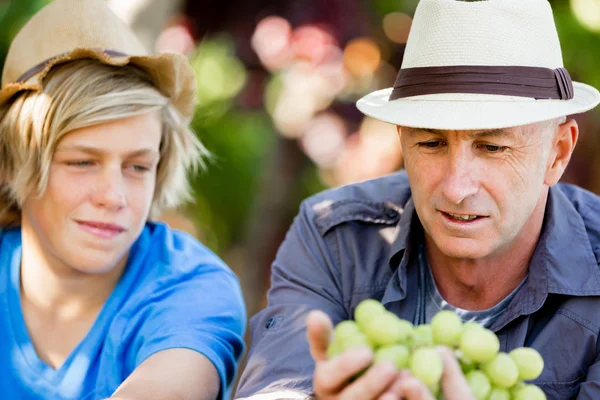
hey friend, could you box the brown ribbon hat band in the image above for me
[389,66,575,101]
[16,50,129,84]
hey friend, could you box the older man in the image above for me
[236,0,600,399]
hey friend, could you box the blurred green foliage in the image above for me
[373,0,418,16]
[0,1,52,68]
[189,110,275,253]
[190,37,247,118]
[553,1,600,91]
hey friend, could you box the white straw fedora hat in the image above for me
[0,0,197,122]
[357,0,600,130]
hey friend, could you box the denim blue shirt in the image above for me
[236,170,600,400]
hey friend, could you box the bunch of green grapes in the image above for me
[327,299,546,400]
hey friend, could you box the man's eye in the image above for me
[481,144,507,153]
[419,141,444,148]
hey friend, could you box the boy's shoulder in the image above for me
[140,221,234,280]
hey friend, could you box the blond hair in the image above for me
[0,59,209,227]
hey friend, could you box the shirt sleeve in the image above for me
[235,200,348,398]
[577,351,600,399]
[129,262,246,400]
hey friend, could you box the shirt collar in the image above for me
[388,197,417,266]
[381,198,419,306]
[491,185,600,331]
[529,185,600,297]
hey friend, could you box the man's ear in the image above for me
[544,118,578,186]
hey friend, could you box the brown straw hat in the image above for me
[0,0,197,122]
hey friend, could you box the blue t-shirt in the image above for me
[0,222,246,400]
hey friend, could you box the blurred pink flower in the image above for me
[291,24,338,65]
[252,16,293,71]
[155,16,196,55]
[328,118,403,186]
[300,112,347,167]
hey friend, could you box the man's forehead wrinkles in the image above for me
[468,129,515,139]
[416,127,517,139]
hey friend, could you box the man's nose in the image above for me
[91,169,127,210]
[440,148,479,205]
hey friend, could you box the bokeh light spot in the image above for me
[343,38,381,78]
[571,0,600,32]
[383,12,412,44]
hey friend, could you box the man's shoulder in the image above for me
[300,170,411,236]
[555,182,600,251]
[555,182,600,211]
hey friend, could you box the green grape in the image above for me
[366,334,379,349]
[411,324,433,348]
[431,310,463,347]
[458,353,476,374]
[428,381,440,396]
[363,312,413,346]
[509,347,544,381]
[326,339,343,359]
[462,321,483,333]
[482,353,519,388]
[410,347,444,386]
[340,333,371,352]
[354,299,386,329]
[513,384,547,400]
[510,381,525,397]
[334,320,361,341]
[488,387,510,400]
[459,327,500,363]
[396,318,415,344]
[466,370,492,400]
[374,344,410,369]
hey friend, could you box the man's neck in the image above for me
[424,193,548,311]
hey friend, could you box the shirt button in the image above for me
[384,209,399,219]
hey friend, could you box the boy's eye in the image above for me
[66,160,94,167]
[132,165,150,173]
